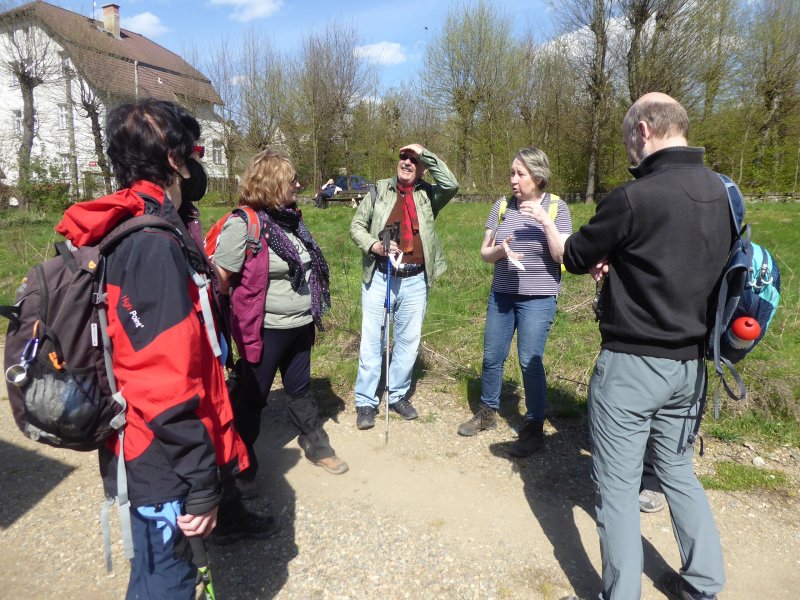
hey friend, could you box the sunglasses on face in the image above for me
[399,152,418,165]
[193,145,205,159]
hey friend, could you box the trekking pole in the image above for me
[381,225,393,446]
[190,536,217,600]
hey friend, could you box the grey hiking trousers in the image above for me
[589,350,725,599]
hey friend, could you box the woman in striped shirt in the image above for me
[457,148,572,457]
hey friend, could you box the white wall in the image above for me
[0,23,228,194]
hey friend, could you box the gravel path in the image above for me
[1,376,799,599]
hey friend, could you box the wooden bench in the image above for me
[318,190,369,208]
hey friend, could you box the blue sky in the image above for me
[54,0,556,90]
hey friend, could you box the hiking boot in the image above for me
[639,489,666,513]
[457,405,497,436]
[236,477,260,500]
[659,572,718,600]
[504,420,545,458]
[356,405,377,430]
[308,455,350,475]
[390,399,418,420]
[211,502,280,546]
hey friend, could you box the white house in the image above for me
[0,1,228,197]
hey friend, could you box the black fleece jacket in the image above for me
[563,147,733,360]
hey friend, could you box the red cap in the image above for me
[731,316,761,341]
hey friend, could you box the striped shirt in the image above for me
[485,193,573,296]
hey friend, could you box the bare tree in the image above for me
[202,36,246,199]
[518,35,584,191]
[76,78,113,195]
[423,1,518,189]
[623,0,691,102]
[291,23,374,190]
[558,0,619,203]
[692,0,736,118]
[748,0,800,168]
[0,13,61,196]
[238,30,286,153]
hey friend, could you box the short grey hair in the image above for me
[623,98,689,144]
[515,147,551,190]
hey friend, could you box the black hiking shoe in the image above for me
[457,404,497,436]
[211,502,280,546]
[356,405,377,430]
[390,399,418,420]
[504,420,545,458]
[659,572,718,600]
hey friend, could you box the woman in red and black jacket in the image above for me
[56,99,253,599]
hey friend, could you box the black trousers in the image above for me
[234,323,334,476]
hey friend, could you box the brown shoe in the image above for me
[457,404,497,436]
[309,455,349,475]
[504,420,545,457]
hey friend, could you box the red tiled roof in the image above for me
[2,1,222,105]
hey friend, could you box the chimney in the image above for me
[102,4,120,39]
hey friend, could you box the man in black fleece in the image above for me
[563,92,729,600]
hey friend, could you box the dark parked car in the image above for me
[335,175,371,191]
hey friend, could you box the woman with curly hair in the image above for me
[213,148,348,477]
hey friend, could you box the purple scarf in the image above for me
[263,204,331,329]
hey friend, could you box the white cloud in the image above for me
[208,0,283,22]
[354,42,407,66]
[121,12,170,37]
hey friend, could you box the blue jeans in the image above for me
[480,292,557,422]
[354,269,427,407]
[126,504,196,600]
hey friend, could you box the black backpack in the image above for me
[2,215,186,450]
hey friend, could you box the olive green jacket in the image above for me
[349,149,459,287]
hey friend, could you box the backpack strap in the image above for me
[718,173,745,234]
[683,174,749,455]
[490,197,509,241]
[95,259,133,570]
[233,206,264,258]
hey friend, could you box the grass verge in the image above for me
[1,200,798,447]
[699,460,789,492]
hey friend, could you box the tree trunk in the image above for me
[63,65,79,201]
[586,110,601,204]
[85,106,112,194]
[18,80,36,200]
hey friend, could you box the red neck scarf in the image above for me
[396,183,419,253]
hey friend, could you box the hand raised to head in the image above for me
[399,143,425,158]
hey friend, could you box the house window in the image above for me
[60,155,70,178]
[212,140,223,165]
[13,110,22,135]
[59,104,68,130]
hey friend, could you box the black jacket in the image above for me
[563,147,733,360]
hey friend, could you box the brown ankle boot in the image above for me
[505,420,545,457]
[457,405,497,436]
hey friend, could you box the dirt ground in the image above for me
[1,373,799,599]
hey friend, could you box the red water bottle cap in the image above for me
[731,316,761,341]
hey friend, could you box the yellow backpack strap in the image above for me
[547,194,566,274]
[490,197,509,241]
[498,198,508,224]
[547,193,560,221]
